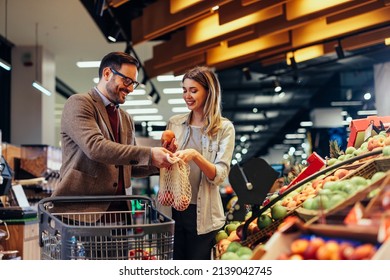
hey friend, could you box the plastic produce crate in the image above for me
[38,195,174,260]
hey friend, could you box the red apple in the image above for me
[334,168,350,180]
[303,237,325,259]
[158,190,174,206]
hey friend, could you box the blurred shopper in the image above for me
[162,66,235,259]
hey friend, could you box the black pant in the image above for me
[172,204,219,260]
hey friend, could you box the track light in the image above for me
[242,67,252,81]
[32,81,52,96]
[335,40,345,59]
[148,88,161,104]
[289,56,298,70]
[107,27,121,42]
[274,79,282,93]
[0,58,11,71]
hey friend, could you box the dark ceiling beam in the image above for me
[56,77,76,98]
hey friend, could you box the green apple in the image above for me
[215,230,229,243]
[302,197,314,209]
[327,158,338,166]
[224,223,239,235]
[371,171,386,183]
[271,204,287,220]
[257,214,273,229]
[235,246,252,257]
[338,154,346,161]
[350,176,368,186]
[221,252,239,260]
[383,146,390,156]
[329,194,345,207]
[226,241,242,253]
[345,146,356,155]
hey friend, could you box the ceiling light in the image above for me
[172,107,190,113]
[157,75,183,82]
[32,81,52,96]
[363,92,371,100]
[163,88,183,94]
[147,121,167,126]
[211,5,219,12]
[252,108,258,113]
[278,91,285,98]
[76,61,101,68]
[93,77,99,84]
[385,38,390,45]
[123,100,152,106]
[300,121,313,127]
[330,101,363,106]
[297,128,306,133]
[357,110,377,116]
[283,139,302,144]
[168,98,185,104]
[0,58,11,71]
[242,67,252,81]
[274,79,282,92]
[133,115,163,121]
[126,108,158,114]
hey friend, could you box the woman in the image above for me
[162,66,235,260]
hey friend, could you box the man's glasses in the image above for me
[110,68,140,89]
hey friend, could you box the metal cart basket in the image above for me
[38,195,174,260]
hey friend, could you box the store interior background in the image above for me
[1,0,390,186]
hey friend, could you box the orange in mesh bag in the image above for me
[158,155,191,211]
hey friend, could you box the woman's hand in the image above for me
[173,149,198,163]
[162,138,178,153]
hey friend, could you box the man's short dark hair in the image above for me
[98,52,140,79]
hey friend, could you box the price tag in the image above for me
[364,122,373,142]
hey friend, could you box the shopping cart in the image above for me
[38,195,174,260]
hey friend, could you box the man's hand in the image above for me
[151,147,174,168]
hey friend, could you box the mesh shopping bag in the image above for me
[158,155,191,211]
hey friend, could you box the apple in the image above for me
[349,244,376,260]
[173,194,190,211]
[303,237,325,259]
[161,129,175,145]
[302,197,315,209]
[328,193,345,208]
[217,239,231,255]
[128,249,150,260]
[290,239,309,255]
[385,136,390,146]
[339,242,355,260]
[367,136,385,151]
[215,230,228,243]
[316,240,340,260]
[327,158,338,166]
[271,204,287,220]
[158,190,174,206]
[257,214,273,229]
[235,246,252,257]
[371,171,386,183]
[345,146,356,155]
[227,230,240,242]
[226,241,242,253]
[221,251,239,260]
[334,168,349,180]
[383,146,390,156]
[349,176,368,186]
[323,175,339,185]
[225,223,239,235]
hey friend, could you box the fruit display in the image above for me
[276,235,378,260]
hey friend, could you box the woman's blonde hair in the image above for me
[182,66,224,137]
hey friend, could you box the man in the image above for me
[53,51,172,210]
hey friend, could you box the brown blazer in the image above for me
[53,89,157,212]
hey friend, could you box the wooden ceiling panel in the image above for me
[131,0,231,44]
[134,0,390,77]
